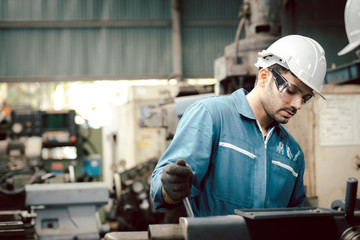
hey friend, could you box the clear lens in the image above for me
[272,69,314,105]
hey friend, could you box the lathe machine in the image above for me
[105,178,360,240]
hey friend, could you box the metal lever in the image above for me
[331,177,358,218]
[176,159,194,217]
[345,178,358,217]
[183,197,194,218]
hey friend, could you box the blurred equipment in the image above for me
[0,107,11,140]
[0,106,103,240]
[139,85,215,145]
[82,155,102,179]
[325,60,360,85]
[108,158,168,231]
[0,210,36,240]
[0,136,49,211]
[0,108,107,239]
[103,85,178,178]
[8,109,102,182]
[25,182,109,240]
[40,110,78,148]
[214,0,292,94]
[10,110,78,147]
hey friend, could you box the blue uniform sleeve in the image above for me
[150,101,217,209]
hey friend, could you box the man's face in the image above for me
[261,70,313,124]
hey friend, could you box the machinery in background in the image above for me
[107,158,181,231]
[325,60,360,85]
[0,137,43,210]
[0,108,107,239]
[10,110,78,147]
[0,109,102,200]
[7,109,101,182]
[25,182,109,240]
[139,85,215,142]
[214,0,294,95]
[6,109,80,184]
[0,210,36,240]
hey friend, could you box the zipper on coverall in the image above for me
[256,120,275,207]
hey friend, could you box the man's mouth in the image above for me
[282,109,296,118]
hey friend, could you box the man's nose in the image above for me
[290,97,303,110]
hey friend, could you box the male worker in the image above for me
[338,0,360,57]
[150,35,327,217]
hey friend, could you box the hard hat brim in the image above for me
[317,91,326,100]
[338,41,360,56]
[298,78,326,100]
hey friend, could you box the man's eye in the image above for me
[285,88,296,95]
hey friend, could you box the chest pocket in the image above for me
[213,140,256,209]
[267,151,300,205]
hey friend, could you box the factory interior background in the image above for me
[0,0,360,239]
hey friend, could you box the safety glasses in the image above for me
[271,69,314,105]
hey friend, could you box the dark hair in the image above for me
[254,64,295,86]
[267,64,290,74]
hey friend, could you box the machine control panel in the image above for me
[10,110,78,147]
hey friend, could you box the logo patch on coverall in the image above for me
[277,142,300,161]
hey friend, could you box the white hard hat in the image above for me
[338,0,360,56]
[255,35,327,99]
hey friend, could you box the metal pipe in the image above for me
[183,197,194,218]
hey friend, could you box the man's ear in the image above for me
[257,68,271,87]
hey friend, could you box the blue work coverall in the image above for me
[150,89,306,216]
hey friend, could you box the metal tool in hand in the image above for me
[177,159,195,218]
[162,159,195,217]
[183,197,194,218]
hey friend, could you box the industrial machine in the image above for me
[6,109,101,181]
[25,182,109,240]
[214,0,294,95]
[107,158,185,231]
[0,210,36,240]
[325,60,360,85]
[10,110,78,147]
[0,109,99,200]
[0,108,106,239]
[105,178,360,240]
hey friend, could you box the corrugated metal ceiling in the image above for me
[0,0,240,82]
[0,0,356,82]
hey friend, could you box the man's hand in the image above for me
[161,159,194,204]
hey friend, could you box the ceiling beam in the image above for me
[0,19,238,29]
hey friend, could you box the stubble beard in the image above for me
[262,84,294,125]
[265,101,297,124]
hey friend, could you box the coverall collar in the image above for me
[231,88,256,120]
